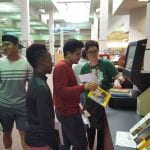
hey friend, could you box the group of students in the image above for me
[0,34,124,150]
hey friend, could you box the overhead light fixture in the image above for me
[55,0,90,23]
[39,9,45,14]
[0,3,19,13]
[39,0,45,14]
[96,8,100,13]
[0,18,9,24]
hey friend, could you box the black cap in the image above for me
[2,34,23,49]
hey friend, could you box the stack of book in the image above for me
[130,112,150,150]
[109,88,132,97]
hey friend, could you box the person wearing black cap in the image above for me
[0,34,33,150]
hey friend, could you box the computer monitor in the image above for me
[125,45,137,71]
[123,39,150,92]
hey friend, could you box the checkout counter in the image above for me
[103,39,150,150]
[104,107,140,150]
[109,39,150,109]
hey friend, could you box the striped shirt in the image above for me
[0,56,33,108]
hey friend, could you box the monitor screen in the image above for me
[123,39,149,91]
[125,45,137,71]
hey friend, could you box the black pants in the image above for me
[57,113,88,150]
[87,126,104,150]
[84,98,105,150]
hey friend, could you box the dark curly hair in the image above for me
[26,43,47,68]
[63,39,84,57]
[84,40,99,52]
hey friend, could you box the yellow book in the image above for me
[130,112,150,142]
[137,139,150,150]
[88,87,111,107]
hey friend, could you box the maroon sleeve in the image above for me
[53,64,85,99]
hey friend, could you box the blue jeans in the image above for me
[57,113,88,150]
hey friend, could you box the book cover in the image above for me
[130,112,150,140]
[135,127,150,144]
[137,138,150,150]
[88,87,111,107]
[130,112,150,148]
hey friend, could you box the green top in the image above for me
[80,58,118,90]
[0,56,33,108]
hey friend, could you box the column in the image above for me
[20,0,30,56]
[146,2,150,48]
[144,1,150,71]
[49,9,55,62]
[91,12,98,41]
[99,0,109,52]
[60,29,64,53]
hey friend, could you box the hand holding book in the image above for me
[84,81,98,91]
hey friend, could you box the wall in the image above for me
[108,15,129,34]
[144,2,150,71]
[112,0,124,14]
[129,6,146,42]
[146,2,150,48]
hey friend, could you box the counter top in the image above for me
[105,107,140,150]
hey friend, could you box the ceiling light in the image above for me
[39,9,45,14]
[39,0,45,14]
[0,3,19,13]
[96,8,100,13]
[55,0,90,23]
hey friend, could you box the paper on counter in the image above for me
[115,131,137,148]
[79,72,97,83]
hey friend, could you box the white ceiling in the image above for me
[113,0,147,15]
[0,0,93,45]
[0,0,147,46]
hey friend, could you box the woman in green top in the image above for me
[80,40,125,150]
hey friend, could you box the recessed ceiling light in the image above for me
[0,3,19,13]
[39,9,45,14]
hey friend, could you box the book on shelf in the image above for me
[137,138,150,150]
[129,112,150,149]
[88,87,111,107]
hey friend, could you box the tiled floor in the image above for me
[0,126,22,150]
[0,74,97,150]
[0,127,96,150]
[0,75,53,150]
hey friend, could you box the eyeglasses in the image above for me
[87,50,99,54]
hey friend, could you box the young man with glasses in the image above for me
[53,39,97,150]
[80,40,125,150]
[0,34,32,150]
